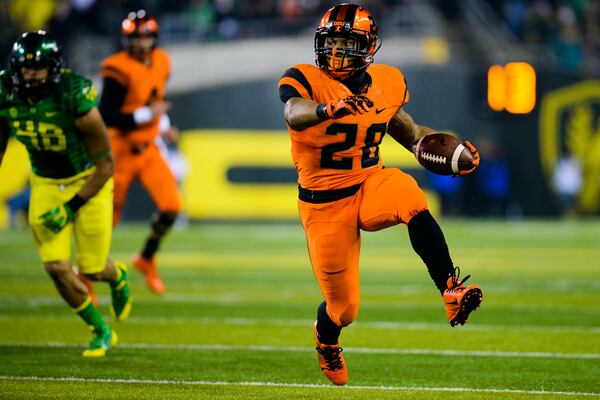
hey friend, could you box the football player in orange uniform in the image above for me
[278,3,483,386]
[97,10,182,295]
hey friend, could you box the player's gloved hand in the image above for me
[317,95,374,120]
[39,194,87,233]
[39,204,74,233]
[457,140,480,176]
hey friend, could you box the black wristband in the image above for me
[316,104,330,121]
[65,194,87,214]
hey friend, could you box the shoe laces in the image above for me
[448,267,471,290]
[316,345,344,371]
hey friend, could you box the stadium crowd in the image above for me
[0,0,400,63]
[4,0,598,73]
[488,0,600,72]
[0,0,414,75]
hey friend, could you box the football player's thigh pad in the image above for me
[359,168,428,230]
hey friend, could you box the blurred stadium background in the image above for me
[1,0,600,225]
[0,1,599,398]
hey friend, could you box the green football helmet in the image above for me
[9,30,63,97]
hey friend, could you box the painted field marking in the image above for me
[2,293,600,315]
[0,375,598,397]
[1,313,599,334]
[3,342,599,360]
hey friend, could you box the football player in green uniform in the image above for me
[0,31,132,357]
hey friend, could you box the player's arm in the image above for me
[74,107,115,199]
[279,66,372,130]
[284,96,373,131]
[39,107,114,233]
[99,76,170,131]
[98,77,135,130]
[0,118,9,166]
[388,107,480,175]
[283,97,322,131]
[387,107,435,153]
[158,113,178,144]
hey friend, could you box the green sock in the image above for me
[74,297,108,332]
[108,261,125,288]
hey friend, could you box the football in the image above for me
[414,133,476,175]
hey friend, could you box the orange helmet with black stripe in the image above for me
[121,10,159,57]
[314,3,380,80]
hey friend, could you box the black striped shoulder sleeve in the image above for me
[400,71,410,106]
[278,66,314,103]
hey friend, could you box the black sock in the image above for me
[408,210,454,294]
[316,301,341,345]
[141,237,160,260]
[141,211,177,260]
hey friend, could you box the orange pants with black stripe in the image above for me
[112,138,182,225]
[298,168,428,328]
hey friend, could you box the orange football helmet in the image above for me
[314,3,380,80]
[121,9,159,37]
[121,10,159,57]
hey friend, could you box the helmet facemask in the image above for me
[124,33,157,60]
[315,30,375,80]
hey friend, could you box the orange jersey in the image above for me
[278,63,409,190]
[101,49,170,145]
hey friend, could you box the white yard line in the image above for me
[3,294,600,315]
[1,313,599,334]
[3,341,599,360]
[0,375,598,397]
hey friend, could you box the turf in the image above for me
[0,219,599,399]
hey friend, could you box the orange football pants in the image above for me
[298,168,428,327]
[112,139,182,224]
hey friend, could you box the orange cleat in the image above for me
[132,253,165,295]
[313,322,347,386]
[77,272,98,306]
[443,267,483,327]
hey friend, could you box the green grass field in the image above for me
[0,219,599,399]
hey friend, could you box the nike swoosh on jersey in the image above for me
[375,108,385,114]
